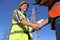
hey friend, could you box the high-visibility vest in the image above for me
[49,4,60,18]
[49,4,60,30]
[9,9,32,40]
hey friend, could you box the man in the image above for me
[35,0,59,10]
[35,0,60,40]
[9,1,39,40]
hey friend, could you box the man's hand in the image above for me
[35,23,42,31]
[32,19,48,31]
[31,22,42,32]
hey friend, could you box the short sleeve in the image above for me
[13,10,23,23]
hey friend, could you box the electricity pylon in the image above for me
[31,6,37,40]
[31,6,42,40]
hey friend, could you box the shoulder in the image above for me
[13,9,20,14]
[50,1,60,11]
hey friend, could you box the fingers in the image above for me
[30,22,43,32]
[31,23,38,32]
[31,23,42,32]
[33,22,39,25]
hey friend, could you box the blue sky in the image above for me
[0,0,56,40]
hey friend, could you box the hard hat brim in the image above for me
[19,1,29,7]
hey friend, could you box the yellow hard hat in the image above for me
[19,1,29,7]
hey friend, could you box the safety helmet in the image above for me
[19,1,29,7]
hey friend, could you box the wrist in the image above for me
[29,22,33,27]
[28,22,32,26]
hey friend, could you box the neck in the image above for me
[21,10,25,13]
[20,10,26,16]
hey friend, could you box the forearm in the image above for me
[20,19,33,27]
[39,18,49,27]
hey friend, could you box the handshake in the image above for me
[31,19,44,32]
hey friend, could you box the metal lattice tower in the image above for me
[4,29,8,40]
[31,6,36,22]
[31,6,42,40]
[3,28,10,40]
[31,6,37,40]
